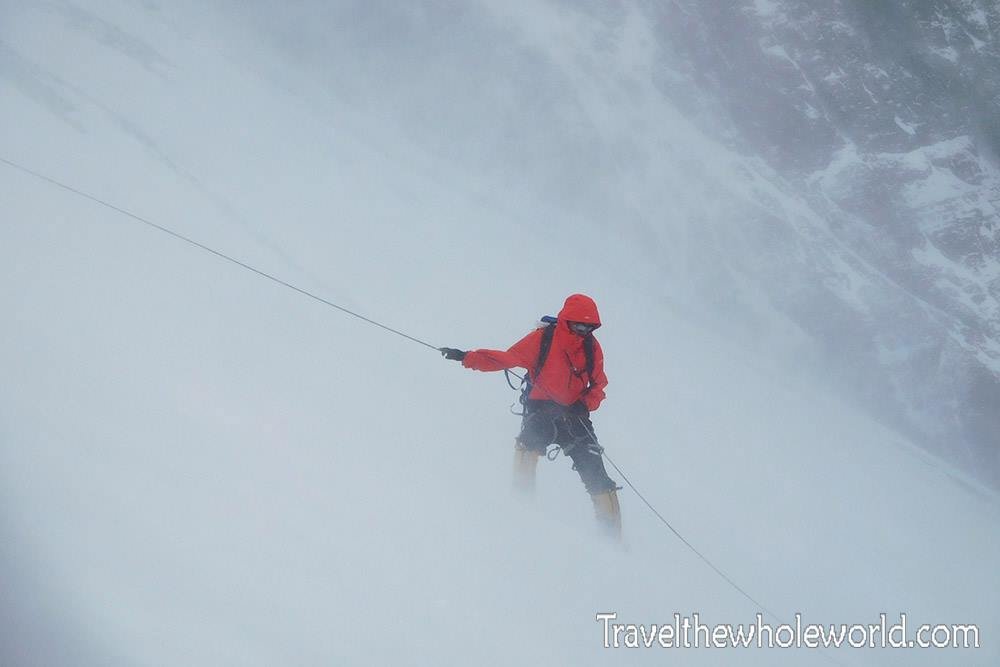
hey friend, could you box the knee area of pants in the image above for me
[587,480,619,495]
[517,440,548,455]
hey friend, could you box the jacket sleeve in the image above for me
[462,329,542,372]
[582,338,608,411]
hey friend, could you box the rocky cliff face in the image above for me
[651,0,1000,482]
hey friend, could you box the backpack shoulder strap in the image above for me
[534,322,557,378]
[583,334,595,380]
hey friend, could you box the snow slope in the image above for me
[1,2,998,666]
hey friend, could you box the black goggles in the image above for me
[568,321,598,335]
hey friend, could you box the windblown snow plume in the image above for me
[1,2,997,666]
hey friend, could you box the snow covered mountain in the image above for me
[2,2,998,666]
[652,0,1000,482]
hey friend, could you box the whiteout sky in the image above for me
[1,2,998,666]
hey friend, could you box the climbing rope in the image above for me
[559,410,783,616]
[509,376,844,664]
[0,156,440,352]
[599,448,784,617]
[506,362,787,614]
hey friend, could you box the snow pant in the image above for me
[516,399,617,495]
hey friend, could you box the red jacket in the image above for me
[462,294,608,411]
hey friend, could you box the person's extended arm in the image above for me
[463,329,541,372]
[439,329,542,372]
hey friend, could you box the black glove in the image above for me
[439,347,467,361]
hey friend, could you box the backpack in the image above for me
[518,315,595,410]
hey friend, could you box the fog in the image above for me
[1,2,998,666]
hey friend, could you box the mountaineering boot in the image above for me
[512,440,540,494]
[591,488,622,541]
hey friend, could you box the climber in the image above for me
[439,293,621,539]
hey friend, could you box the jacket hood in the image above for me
[557,293,601,328]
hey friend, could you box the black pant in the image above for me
[517,400,617,495]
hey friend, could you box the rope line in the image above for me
[0,156,439,351]
[600,451,782,618]
[511,370,774,613]
[600,448,845,665]
[513,371,844,664]
[603,442,845,664]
